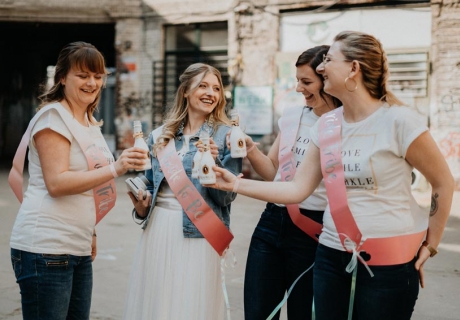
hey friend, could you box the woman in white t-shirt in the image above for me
[9,42,147,320]
[207,31,454,320]
[241,45,341,320]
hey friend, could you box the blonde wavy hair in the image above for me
[334,31,404,106]
[154,63,230,152]
[38,41,108,125]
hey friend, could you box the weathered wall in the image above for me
[0,0,144,152]
[2,0,459,184]
[430,0,460,188]
[0,0,141,22]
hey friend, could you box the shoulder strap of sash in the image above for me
[278,106,322,240]
[318,107,362,248]
[318,107,426,265]
[8,104,116,225]
[157,139,233,256]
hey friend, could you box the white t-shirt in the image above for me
[10,104,114,256]
[310,104,429,251]
[274,107,328,211]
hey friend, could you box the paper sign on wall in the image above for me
[233,86,273,135]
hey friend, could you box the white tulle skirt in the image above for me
[122,203,224,320]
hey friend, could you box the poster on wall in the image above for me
[233,86,273,135]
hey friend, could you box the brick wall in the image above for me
[3,0,459,185]
[0,0,141,22]
[430,0,460,188]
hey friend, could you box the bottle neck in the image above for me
[133,130,144,139]
[203,143,210,152]
[231,116,239,126]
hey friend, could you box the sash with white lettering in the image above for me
[157,139,233,256]
[279,106,323,240]
[318,107,427,265]
[8,104,116,225]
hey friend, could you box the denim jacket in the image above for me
[135,121,243,238]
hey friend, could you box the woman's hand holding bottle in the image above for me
[112,121,152,176]
[112,147,150,176]
[195,138,219,161]
[225,131,259,156]
[203,166,238,192]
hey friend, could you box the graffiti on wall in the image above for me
[439,131,460,160]
[437,92,460,127]
[434,129,460,189]
[435,54,460,126]
[440,93,460,112]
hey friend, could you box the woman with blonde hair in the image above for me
[207,31,454,319]
[123,63,242,320]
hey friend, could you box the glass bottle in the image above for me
[198,131,216,184]
[191,134,203,179]
[229,109,247,158]
[133,120,152,171]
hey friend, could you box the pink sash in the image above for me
[278,106,323,240]
[8,104,116,225]
[157,139,233,256]
[318,107,426,265]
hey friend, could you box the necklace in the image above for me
[178,119,211,137]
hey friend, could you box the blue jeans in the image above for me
[11,248,93,320]
[313,244,419,320]
[244,203,323,320]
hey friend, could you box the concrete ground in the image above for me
[1,169,459,320]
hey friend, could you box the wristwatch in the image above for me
[422,240,438,257]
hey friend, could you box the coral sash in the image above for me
[8,104,116,225]
[318,107,426,265]
[157,139,233,256]
[278,106,323,240]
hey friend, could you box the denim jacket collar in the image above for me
[138,123,243,238]
[176,120,215,139]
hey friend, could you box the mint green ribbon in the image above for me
[221,249,237,320]
[347,265,358,319]
[342,235,374,320]
[266,262,315,320]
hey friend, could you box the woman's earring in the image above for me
[344,77,358,92]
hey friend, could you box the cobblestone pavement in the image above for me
[1,170,459,320]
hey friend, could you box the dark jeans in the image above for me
[244,203,323,320]
[313,244,419,320]
[11,248,93,320]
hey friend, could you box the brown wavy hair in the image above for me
[38,41,108,125]
[296,45,342,109]
[334,31,404,106]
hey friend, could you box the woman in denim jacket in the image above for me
[123,63,242,320]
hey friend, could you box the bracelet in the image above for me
[421,240,438,257]
[246,142,260,154]
[109,163,118,178]
[232,173,244,193]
